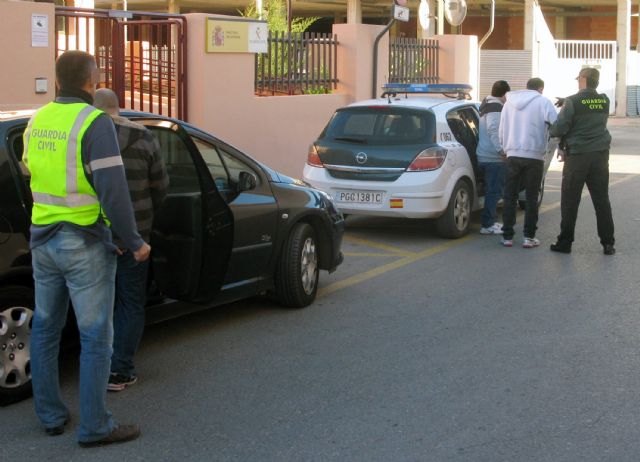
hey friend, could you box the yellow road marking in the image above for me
[343,252,398,257]
[343,235,413,256]
[539,174,634,214]
[320,174,636,298]
[319,236,473,297]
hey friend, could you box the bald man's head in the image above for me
[94,88,120,116]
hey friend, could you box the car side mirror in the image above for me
[238,171,257,192]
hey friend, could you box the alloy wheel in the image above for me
[300,237,318,295]
[0,306,33,389]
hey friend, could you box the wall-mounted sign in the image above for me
[206,17,268,53]
[393,5,410,22]
[31,14,49,47]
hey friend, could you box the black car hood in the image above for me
[272,171,310,187]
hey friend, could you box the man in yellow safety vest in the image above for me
[24,50,149,447]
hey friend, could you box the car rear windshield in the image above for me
[320,106,436,146]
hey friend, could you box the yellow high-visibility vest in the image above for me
[24,102,104,226]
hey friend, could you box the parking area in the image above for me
[2,122,640,461]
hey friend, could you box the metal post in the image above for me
[477,0,495,99]
[372,14,396,99]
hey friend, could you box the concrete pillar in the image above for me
[437,0,444,35]
[0,1,56,110]
[616,0,630,116]
[433,34,479,100]
[524,0,534,51]
[554,14,566,39]
[347,0,362,24]
[333,23,388,101]
[168,0,180,13]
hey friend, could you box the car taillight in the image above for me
[407,147,447,172]
[307,144,324,168]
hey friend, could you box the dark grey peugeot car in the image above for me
[0,110,344,406]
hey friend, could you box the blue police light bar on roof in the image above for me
[381,83,473,99]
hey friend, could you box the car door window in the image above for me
[192,137,231,192]
[217,146,260,187]
[447,108,480,175]
[148,127,200,194]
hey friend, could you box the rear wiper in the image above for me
[333,136,367,144]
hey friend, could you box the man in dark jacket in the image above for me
[549,67,615,255]
[94,88,169,390]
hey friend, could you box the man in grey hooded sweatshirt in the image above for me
[499,77,557,249]
[477,80,510,235]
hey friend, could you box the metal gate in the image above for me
[551,40,616,115]
[55,7,188,120]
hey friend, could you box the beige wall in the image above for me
[435,34,479,100]
[334,23,389,102]
[186,14,354,178]
[0,0,56,110]
[0,4,477,178]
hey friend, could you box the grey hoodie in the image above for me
[499,89,558,160]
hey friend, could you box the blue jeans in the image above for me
[479,161,506,228]
[111,251,149,377]
[31,227,116,443]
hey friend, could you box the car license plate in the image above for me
[336,190,384,204]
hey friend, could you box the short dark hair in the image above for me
[580,67,599,89]
[491,80,511,97]
[55,50,96,91]
[526,77,544,91]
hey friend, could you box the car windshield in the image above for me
[321,106,436,146]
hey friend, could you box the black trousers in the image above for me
[557,150,615,246]
[502,156,544,239]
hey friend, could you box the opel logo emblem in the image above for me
[355,152,368,164]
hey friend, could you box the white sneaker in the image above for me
[480,223,503,235]
[522,237,541,248]
[501,238,513,247]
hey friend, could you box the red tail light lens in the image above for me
[407,147,447,171]
[307,144,324,168]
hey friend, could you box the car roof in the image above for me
[0,109,36,122]
[345,95,478,117]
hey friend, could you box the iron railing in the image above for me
[389,37,439,84]
[554,40,615,60]
[255,32,338,96]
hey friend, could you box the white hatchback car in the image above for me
[303,83,484,238]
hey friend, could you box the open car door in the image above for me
[140,119,234,303]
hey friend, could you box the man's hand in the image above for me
[555,97,565,108]
[133,242,151,262]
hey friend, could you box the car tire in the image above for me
[0,285,35,406]
[275,223,319,308]
[436,180,472,239]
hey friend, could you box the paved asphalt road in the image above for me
[2,120,640,462]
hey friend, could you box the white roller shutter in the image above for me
[479,50,532,100]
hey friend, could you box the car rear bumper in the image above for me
[303,165,450,219]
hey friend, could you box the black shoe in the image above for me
[45,417,70,436]
[550,242,572,254]
[78,424,140,447]
[107,373,138,392]
[603,244,616,255]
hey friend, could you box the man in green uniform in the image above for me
[549,67,615,255]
